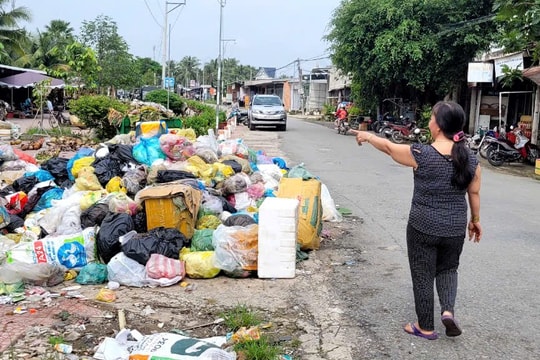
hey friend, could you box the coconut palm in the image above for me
[0,0,31,64]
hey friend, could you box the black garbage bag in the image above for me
[19,185,56,218]
[41,157,70,183]
[156,170,196,183]
[109,144,138,164]
[97,212,134,264]
[5,214,24,232]
[132,207,147,233]
[0,185,15,198]
[59,178,75,189]
[221,196,237,213]
[12,176,39,193]
[122,227,187,265]
[222,214,256,227]
[80,202,109,228]
[222,159,242,173]
[93,156,122,186]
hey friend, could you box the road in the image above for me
[274,116,540,359]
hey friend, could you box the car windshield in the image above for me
[253,96,282,106]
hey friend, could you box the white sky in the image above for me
[15,0,342,76]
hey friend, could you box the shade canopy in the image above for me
[0,72,64,89]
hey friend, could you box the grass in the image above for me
[221,304,262,331]
[233,335,282,360]
[221,304,289,360]
[24,126,74,137]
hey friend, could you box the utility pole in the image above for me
[215,0,226,132]
[162,1,186,89]
[297,59,304,115]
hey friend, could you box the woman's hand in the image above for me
[468,221,482,243]
[350,130,372,145]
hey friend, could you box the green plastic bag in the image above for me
[191,229,215,251]
[76,263,108,285]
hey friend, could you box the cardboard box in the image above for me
[137,182,202,239]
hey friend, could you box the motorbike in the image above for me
[379,115,411,138]
[228,108,248,125]
[486,128,538,166]
[386,120,428,143]
[336,117,350,135]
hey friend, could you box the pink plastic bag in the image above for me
[145,253,185,279]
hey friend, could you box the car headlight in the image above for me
[279,110,286,115]
[253,109,262,114]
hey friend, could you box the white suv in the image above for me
[247,94,287,131]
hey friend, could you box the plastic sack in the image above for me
[122,165,147,195]
[212,224,258,272]
[133,136,166,166]
[196,214,222,230]
[106,176,127,193]
[80,202,109,228]
[97,212,134,264]
[0,143,17,161]
[121,227,187,265]
[107,192,139,215]
[159,133,195,161]
[76,263,108,284]
[0,262,65,286]
[194,146,218,164]
[75,166,103,191]
[70,154,95,179]
[107,252,181,287]
[0,204,10,229]
[4,191,28,215]
[80,190,108,211]
[95,288,116,302]
[191,229,215,251]
[33,187,65,212]
[180,248,220,279]
[221,173,251,195]
[145,254,185,279]
[321,183,343,222]
[6,227,96,270]
[201,192,224,215]
[128,333,236,360]
[24,169,54,182]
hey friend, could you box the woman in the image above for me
[351,101,482,340]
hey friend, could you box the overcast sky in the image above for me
[16,0,342,76]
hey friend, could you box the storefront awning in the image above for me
[0,72,64,89]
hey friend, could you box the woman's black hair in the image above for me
[432,101,474,190]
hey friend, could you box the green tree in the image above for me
[79,15,137,93]
[134,57,161,87]
[494,0,540,61]
[326,0,495,109]
[0,0,31,64]
[174,56,201,87]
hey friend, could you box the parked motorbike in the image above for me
[379,115,411,138]
[385,120,427,143]
[486,128,538,166]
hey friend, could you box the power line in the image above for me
[144,0,162,28]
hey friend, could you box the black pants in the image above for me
[406,224,465,330]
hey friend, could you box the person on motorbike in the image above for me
[335,104,348,126]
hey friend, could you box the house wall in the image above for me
[283,82,291,111]
[307,80,328,112]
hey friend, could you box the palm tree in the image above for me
[28,20,75,69]
[174,56,201,87]
[0,0,31,64]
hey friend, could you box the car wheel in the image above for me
[249,121,255,130]
[279,124,287,131]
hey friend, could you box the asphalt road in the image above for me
[276,116,540,359]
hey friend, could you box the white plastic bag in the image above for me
[321,183,343,222]
[107,253,182,287]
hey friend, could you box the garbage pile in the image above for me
[0,123,343,301]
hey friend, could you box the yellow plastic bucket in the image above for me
[536,159,540,176]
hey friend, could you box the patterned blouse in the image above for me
[408,143,478,237]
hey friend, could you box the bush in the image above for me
[145,89,184,115]
[182,100,226,137]
[69,95,128,140]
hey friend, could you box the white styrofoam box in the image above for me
[258,197,299,279]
